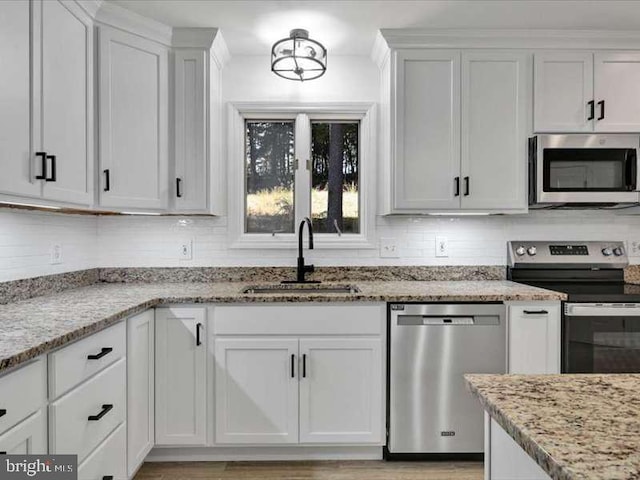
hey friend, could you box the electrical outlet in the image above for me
[179,239,193,260]
[50,244,63,264]
[380,238,399,258]
[630,240,640,257]
[435,236,449,258]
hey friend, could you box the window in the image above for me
[230,103,375,249]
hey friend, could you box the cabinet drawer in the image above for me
[214,304,384,336]
[78,422,126,480]
[50,358,126,462]
[0,409,47,454]
[0,358,46,435]
[49,322,126,399]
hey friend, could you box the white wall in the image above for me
[96,210,640,268]
[0,209,98,282]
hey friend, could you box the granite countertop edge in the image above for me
[0,280,566,374]
[465,374,570,480]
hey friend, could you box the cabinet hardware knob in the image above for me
[35,152,47,180]
[87,347,113,360]
[102,477,114,480]
[291,354,295,378]
[302,354,307,378]
[45,155,57,182]
[88,404,113,421]
[523,310,548,315]
[454,177,460,197]
[464,176,470,196]
[0,409,6,418]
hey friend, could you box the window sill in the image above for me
[229,234,376,250]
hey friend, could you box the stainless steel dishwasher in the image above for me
[387,303,506,457]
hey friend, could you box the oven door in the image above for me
[531,134,640,204]
[563,303,640,373]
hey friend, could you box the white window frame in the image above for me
[228,102,377,249]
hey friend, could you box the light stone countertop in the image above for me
[0,280,564,373]
[466,374,640,480]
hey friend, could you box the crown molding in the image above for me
[172,27,219,48]
[210,31,231,68]
[93,0,174,46]
[379,28,640,50]
[370,30,390,69]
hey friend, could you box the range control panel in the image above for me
[508,241,628,268]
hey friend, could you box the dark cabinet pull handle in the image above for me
[523,310,548,315]
[587,100,595,121]
[196,323,203,346]
[45,155,56,182]
[598,100,605,120]
[0,452,6,455]
[35,152,47,180]
[87,347,113,360]
[464,176,470,196]
[103,169,110,192]
[103,477,114,480]
[454,177,460,197]
[176,178,183,198]
[302,354,307,378]
[88,404,113,421]
[290,354,295,378]
[0,409,6,418]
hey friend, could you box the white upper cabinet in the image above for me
[461,51,528,210]
[0,1,35,198]
[0,0,93,205]
[594,52,640,132]
[173,49,208,212]
[37,0,93,204]
[393,50,461,210]
[98,26,168,210]
[534,52,594,133]
[535,51,640,133]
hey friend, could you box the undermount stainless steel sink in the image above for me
[241,284,361,294]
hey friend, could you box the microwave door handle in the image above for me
[528,136,538,205]
[625,149,638,191]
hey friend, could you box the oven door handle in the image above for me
[565,303,640,317]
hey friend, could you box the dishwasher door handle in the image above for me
[396,314,501,326]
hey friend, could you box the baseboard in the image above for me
[145,446,384,462]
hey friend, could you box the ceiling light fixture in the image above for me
[271,29,327,82]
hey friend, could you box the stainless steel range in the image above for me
[508,240,640,373]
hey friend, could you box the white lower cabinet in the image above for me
[78,422,127,480]
[215,338,299,444]
[213,304,385,447]
[155,307,207,445]
[127,310,155,477]
[0,409,47,455]
[299,338,382,444]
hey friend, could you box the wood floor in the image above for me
[135,461,483,480]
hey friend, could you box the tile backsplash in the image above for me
[3,208,640,282]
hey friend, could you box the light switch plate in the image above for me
[50,244,63,264]
[435,236,449,258]
[630,240,640,257]
[380,238,399,258]
[179,239,193,260]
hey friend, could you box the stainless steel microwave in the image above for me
[529,134,640,205]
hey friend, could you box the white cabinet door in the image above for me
[0,410,47,455]
[155,307,206,445]
[508,304,561,374]
[127,310,154,476]
[298,338,382,444]
[533,52,594,132]
[461,51,528,210]
[174,49,208,212]
[594,52,640,132]
[36,0,93,204]
[393,50,461,210]
[215,338,299,444]
[98,26,168,210]
[0,1,38,198]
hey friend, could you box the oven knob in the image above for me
[527,246,537,256]
[602,247,613,256]
[613,247,624,256]
[515,246,526,256]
